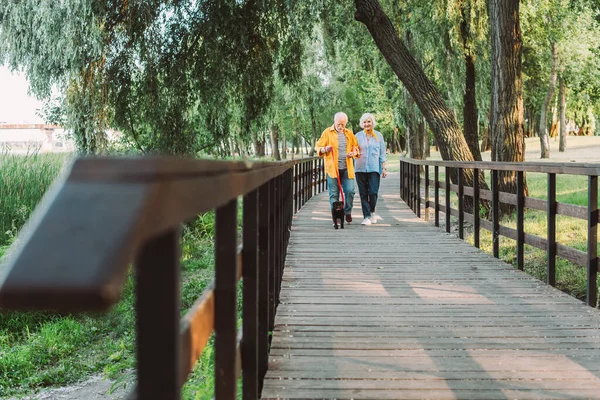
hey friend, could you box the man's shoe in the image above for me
[371,213,382,224]
[345,214,352,223]
[361,218,372,226]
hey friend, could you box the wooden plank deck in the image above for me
[261,172,600,399]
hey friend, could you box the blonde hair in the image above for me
[359,113,377,129]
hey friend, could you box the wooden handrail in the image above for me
[400,157,599,308]
[0,155,327,399]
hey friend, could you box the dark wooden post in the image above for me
[257,182,270,388]
[399,161,403,201]
[135,228,181,400]
[242,190,259,400]
[492,169,499,258]
[413,164,417,212]
[424,165,430,222]
[294,163,298,213]
[517,171,525,270]
[269,179,277,327]
[215,199,238,400]
[320,158,324,192]
[458,168,464,239]
[405,162,409,203]
[547,173,556,286]
[587,175,598,307]
[301,163,305,207]
[416,165,421,218]
[473,168,480,248]
[445,168,451,233]
[434,166,439,227]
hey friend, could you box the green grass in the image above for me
[0,152,70,246]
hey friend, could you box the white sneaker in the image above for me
[361,218,372,225]
[371,213,382,224]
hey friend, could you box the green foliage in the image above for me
[0,1,320,156]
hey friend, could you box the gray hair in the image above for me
[359,113,377,128]
[334,112,348,123]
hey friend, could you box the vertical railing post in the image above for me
[434,166,439,227]
[445,167,451,233]
[473,168,480,248]
[303,162,307,206]
[403,162,411,203]
[517,170,525,270]
[257,182,270,390]
[414,164,418,214]
[587,175,598,307]
[458,168,464,240]
[270,178,279,324]
[135,228,181,400]
[215,199,238,400]
[269,179,277,331]
[424,165,430,222]
[492,169,499,258]
[242,190,259,400]
[279,174,285,296]
[410,164,417,213]
[294,163,298,213]
[401,161,405,201]
[416,165,421,218]
[547,173,557,286]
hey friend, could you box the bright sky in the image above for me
[0,66,44,124]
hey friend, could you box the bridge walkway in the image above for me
[261,172,600,399]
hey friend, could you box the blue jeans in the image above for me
[327,169,355,215]
[355,172,381,218]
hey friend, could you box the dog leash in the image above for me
[330,147,345,206]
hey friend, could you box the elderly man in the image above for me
[316,112,359,224]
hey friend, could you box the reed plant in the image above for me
[0,151,70,246]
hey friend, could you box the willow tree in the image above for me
[0,0,314,155]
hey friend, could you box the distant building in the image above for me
[0,124,75,154]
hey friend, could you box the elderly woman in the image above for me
[355,113,387,225]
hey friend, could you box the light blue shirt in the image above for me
[355,130,387,174]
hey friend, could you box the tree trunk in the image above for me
[354,0,489,215]
[421,118,430,158]
[354,0,475,164]
[538,41,558,158]
[270,124,281,160]
[281,129,287,159]
[460,1,482,161]
[559,75,567,152]
[489,0,528,211]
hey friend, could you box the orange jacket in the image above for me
[316,125,359,179]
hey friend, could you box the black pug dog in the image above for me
[331,201,345,229]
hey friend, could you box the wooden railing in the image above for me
[400,158,599,308]
[0,156,326,399]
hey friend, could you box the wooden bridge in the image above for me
[262,173,600,399]
[1,156,600,399]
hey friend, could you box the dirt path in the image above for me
[10,374,133,400]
